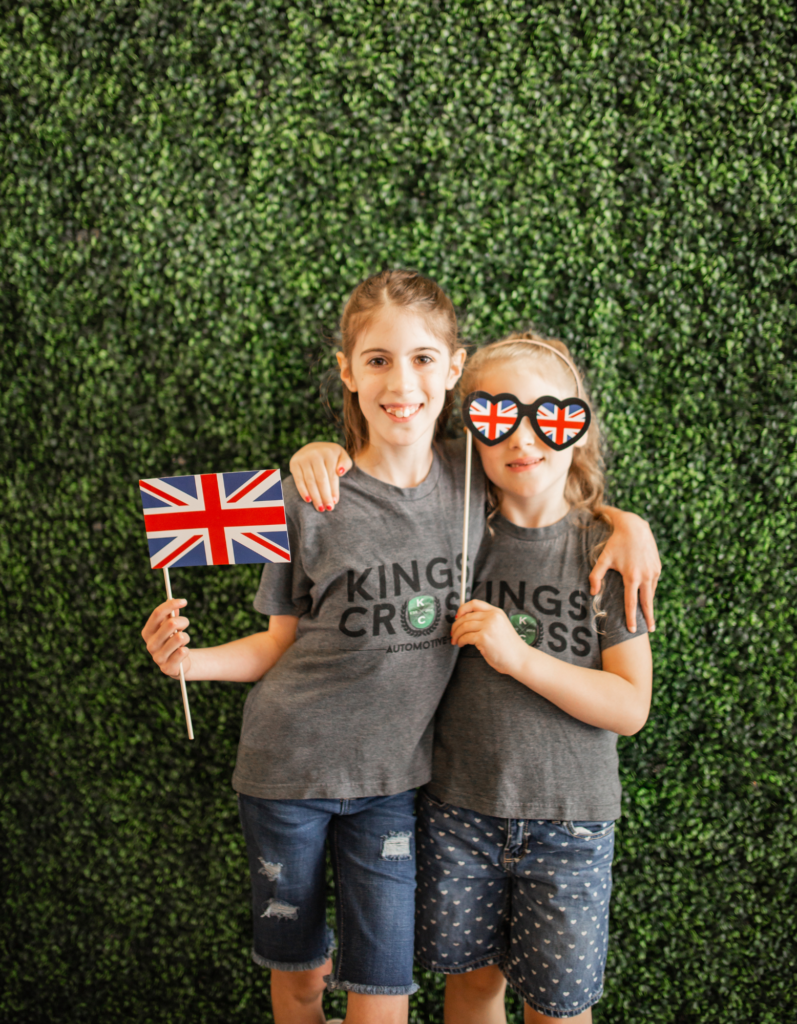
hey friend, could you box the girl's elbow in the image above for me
[621,705,651,736]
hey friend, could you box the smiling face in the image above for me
[473,359,587,523]
[338,307,466,458]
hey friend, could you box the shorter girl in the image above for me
[416,334,653,1024]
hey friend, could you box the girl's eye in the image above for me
[367,357,387,367]
[416,355,433,365]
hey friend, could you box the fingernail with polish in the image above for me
[326,504,333,510]
[304,496,311,502]
[337,467,345,475]
[318,505,324,512]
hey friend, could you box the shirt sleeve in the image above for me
[597,568,650,651]
[253,479,313,618]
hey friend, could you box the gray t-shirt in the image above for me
[428,509,647,821]
[232,437,486,800]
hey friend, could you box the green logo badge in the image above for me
[510,612,543,648]
[401,594,441,637]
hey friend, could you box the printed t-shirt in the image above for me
[232,437,486,801]
[427,509,648,821]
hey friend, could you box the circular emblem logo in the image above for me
[401,594,441,637]
[510,611,543,648]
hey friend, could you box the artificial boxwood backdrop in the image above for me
[2,1,795,1021]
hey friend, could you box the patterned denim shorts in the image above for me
[415,790,615,1019]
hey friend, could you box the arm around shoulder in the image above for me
[599,632,653,735]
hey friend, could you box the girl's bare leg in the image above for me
[271,961,331,1024]
[344,993,409,1023]
[524,1004,592,1024]
[444,966,508,1024]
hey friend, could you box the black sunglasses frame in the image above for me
[462,391,592,451]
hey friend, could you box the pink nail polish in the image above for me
[318,505,324,512]
[326,504,333,511]
[337,467,345,475]
[304,496,311,502]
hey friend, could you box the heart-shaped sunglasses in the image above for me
[462,391,591,451]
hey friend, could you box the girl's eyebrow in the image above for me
[359,345,442,356]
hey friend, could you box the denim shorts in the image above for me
[415,790,614,1019]
[238,789,418,995]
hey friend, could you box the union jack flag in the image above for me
[466,395,518,442]
[139,470,291,570]
[534,401,588,449]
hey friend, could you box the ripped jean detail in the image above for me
[380,830,413,860]
[238,789,417,990]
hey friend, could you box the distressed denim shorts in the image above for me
[415,790,614,1019]
[238,789,418,995]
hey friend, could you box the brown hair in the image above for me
[338,269,460,454]
[461,331,611,563]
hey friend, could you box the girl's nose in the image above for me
[387,359,414,394]
[511,416,540,446]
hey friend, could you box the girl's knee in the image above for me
[271,963,329,1005]
[447,964,506,1000]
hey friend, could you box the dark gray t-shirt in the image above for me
[428,510,647,821]
[232,438,486,800]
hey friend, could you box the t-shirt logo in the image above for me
[510,611,543,648]
[401,594,441,637]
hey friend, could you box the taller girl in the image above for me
[143,270,484,1024]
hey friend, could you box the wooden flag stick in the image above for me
[162,567,194,741]
[459,430,473,606]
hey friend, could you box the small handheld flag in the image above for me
[138,469,291,739]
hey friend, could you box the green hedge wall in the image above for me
[2,1,795,1021]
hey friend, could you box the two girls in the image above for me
[142,272,657,1024]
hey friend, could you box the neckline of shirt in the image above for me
[346,445,443,501]
[493,507,580,541]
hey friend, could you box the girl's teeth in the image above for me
[385,406,418,418]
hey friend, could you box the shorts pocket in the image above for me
[561,819,615,840]
[420,789,451,811]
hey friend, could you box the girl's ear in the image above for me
[446,347,468,389]
[337,350,357,393]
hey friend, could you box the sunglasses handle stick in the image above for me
[460,430,473,607]
[162,567,195,741]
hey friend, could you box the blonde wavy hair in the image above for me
[460,330,612,568]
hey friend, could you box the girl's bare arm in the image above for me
[141,598,298,683]
[451,600,652,736]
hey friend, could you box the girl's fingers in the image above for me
[150,614,189,653]
[141,599,187,643]
[302,464,327,513]
[452,628,481,649]
[336,450,353,478]
[588,558,607,597]
[158,630,190,670]
[314,451,339,508]
[455,599,492,617]
[623,579,640,634]
[450,614,485,644]
[291,463,310,505]
[639,578,658,633]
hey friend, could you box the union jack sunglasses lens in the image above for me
[463,392,520,445]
